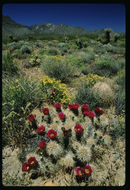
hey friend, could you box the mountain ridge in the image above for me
[2,15,120,37]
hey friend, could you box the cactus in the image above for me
[20,102,122,186]
[114,33,120,42]
[104,28,111,44]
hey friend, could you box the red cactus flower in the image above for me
[37,125,45,134]
[28,114,35,122]
[88,111,95,119]
[54,102,61,109]
[73,103,79,110]
[75,166,84,177]
[82,104,89,111]
[68,104,73,110]
[22,162,31,172]
[28,157,37,167]
[52,89,56,94]
[74,124,83,133]
[83,110,90,116]
[58,112,65,120]
[43,107,49,115]
[46,129,57,139]
[84,164,92,176]
[39,140,46,149]
[95,107,104,115]
[63,129,70,136]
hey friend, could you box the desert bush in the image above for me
[75,82,97,108]
[35,40,44,48]
[12,49,28,59]
[77,50,95,64]
[2,50,19,76]
[23,60,31,68]
[47,48,60,55]
[108,112,125,139]
[66,50,94,69]
[2,173,32,186]
[115,86,125,115]
[104,45,125,54]
[116,39,125,47]
[114,69,125,88]
[3,77,43,115]
[81,65,95,75]
[2,77,43,146]
[2,43,8,50]
[58,42,67,48]
[41,55,76,83]
[47,41,55,47]
[7,42,20,52]
[20,45,32,54]
[94,54,120,77]
[93,43,106,54]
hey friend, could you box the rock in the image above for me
[43,180,57,186]
[114,167,125,186]
[2,146,13,158]
[114,153,121,160]
[2,147,23,178]
[31,177,45,186]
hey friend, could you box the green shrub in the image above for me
[23,60,31,68]
[109,112,125,139]
[93,43,106,54]
[47,48,60,55]
[81,65,94,75]
[58,42,67,48]
[20,45,32,54]
[115,69,125,88]
[66,49,95,69]
[35,41,44,48]
[115,86,125,115]
[77,50,95,64]
[75,82,97,109]
[2,77,43,146]
[7,42,19,51]
[104,45,125,54]
[2,43,8,50]
[3,77,43,114]
[2,50,19,76]
[2,173,32,186]
[41,55,76,83]
[12,49,25,59]
[116,39,125,47]
[94,54,120,77]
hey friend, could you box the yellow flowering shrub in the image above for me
[41,75,74,106]
[80,74,105,87]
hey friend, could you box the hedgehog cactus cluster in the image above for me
[22,101,111,185]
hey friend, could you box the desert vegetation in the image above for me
[2,30,125,186]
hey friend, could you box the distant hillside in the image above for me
[2,15,120,37]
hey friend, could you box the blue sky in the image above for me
[2,3,125,33]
